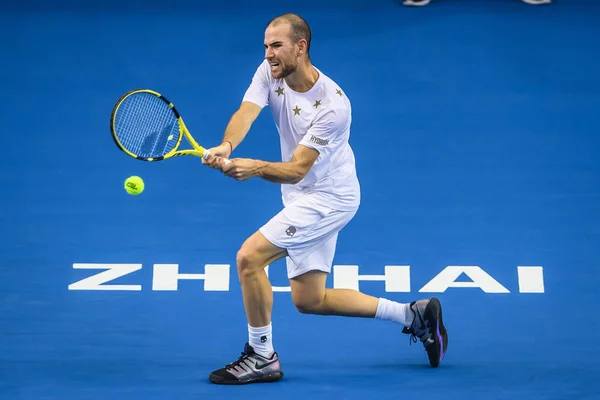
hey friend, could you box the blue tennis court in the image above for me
[1,0,599,398]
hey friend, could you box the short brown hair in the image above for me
[267,13,312,57]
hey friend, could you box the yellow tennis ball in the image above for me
[124,176,144,195]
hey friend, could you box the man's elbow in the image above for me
[288,164,310,184]
[287,147,319,184]
[288,172,304,185]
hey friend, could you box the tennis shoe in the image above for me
[402,297,448,367]
[209,343,284,385]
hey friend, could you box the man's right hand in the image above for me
[202,142,233,170]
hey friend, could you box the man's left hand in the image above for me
[221,158,262,181]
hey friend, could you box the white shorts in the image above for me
[259,192,357,279]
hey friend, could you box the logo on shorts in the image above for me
[285,226,296,237]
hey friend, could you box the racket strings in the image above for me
[114,93,180,158]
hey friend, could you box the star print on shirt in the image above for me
[293,105,301,115]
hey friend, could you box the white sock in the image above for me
[248,323,274,358]
[375,298,412,327]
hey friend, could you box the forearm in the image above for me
[223,109,253,151]
[254,161,305,184]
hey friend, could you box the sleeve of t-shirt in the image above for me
[242,60,271,108]
[299,107,349,158]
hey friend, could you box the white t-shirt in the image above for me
[242,59,361,212]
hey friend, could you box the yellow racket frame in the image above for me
[110,89,210,162]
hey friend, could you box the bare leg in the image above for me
[289,270,449,369]
[236,231,287,327]
[208,231,288,385]
[290,270,379,317]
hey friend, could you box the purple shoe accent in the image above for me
[436,319,445,361]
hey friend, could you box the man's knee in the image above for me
[236,231,287,281]
[291,276,327,314]
[293,293,326,314]
[236,245,261,280]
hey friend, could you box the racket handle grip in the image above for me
[203,149,231,164]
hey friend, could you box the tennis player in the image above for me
[203,13,448,385]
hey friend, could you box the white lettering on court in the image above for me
[68,263,545,293]
[333,265,411,292]
[517,266,545,293]
[68,263,142,291]
[419,266,509,293]
[152,264,230,291]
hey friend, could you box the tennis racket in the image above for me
[110,89,230,163]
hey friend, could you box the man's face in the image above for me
[264,23,298,80]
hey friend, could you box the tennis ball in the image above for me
[124,176,144,195]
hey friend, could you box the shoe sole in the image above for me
[209,371,284,385]
[423,297,448,367]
